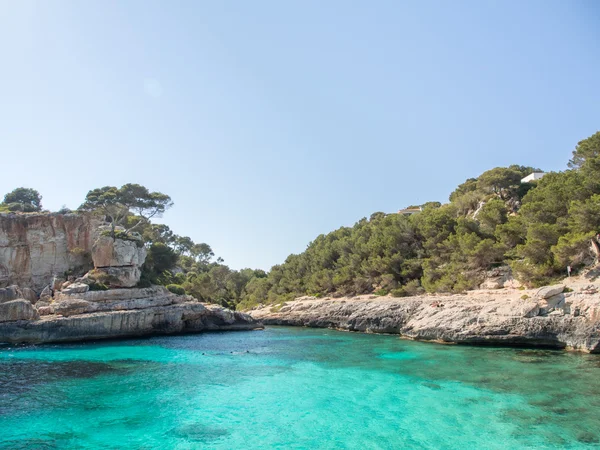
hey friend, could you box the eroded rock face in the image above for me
[92,235,146,268]
[0,285,37,304]
[88,233,147,288]
[0,300,39,322]
[250,289,600,353]
[0,213,99,291]
[0,285,262,343]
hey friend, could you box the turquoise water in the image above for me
[1,328,600,449]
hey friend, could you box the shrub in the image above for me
[167,284,186,295]
[520,294,530,300]
[373,289,388,296]
[390,288,407,298]
[89,282,108,291]
[136,277,152,288]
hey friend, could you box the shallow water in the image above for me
[1,327,600,449]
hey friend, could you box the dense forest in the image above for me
[2,131,599,310]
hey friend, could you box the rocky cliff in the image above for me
[0,285,262,344]
[0,213,262,343]
[250,281,600,353]
[0,213,98,292]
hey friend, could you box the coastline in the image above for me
[249,279,600,353]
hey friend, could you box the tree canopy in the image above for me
[79,184,173,234]
[1,187,42,212]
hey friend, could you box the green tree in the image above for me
[79,184,173,236]
[2,187,42,212]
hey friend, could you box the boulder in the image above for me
[0,300,39,322]
[52,276,65,291]
[40,285,52,300]
[535,285,564,299]
[20,288,38,304]
[60,282,90,295]
[0,286,37,304]
[538,293,566,315]
[92,235,146,268]
[480,278,504,290]
[0,286,20,303]
[37,306,55,316]
[54,299,95,317]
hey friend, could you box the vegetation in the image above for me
[237,132,600,309]
[3,131,599,311]
[79,184,173,237]
[1,188,43,212]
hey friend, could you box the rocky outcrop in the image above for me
[0,285,262,343]
[0,213,99,291]
[0,285,37,304]
[250,284,600,353]
[0,300,39,322]
[88,231,147,288]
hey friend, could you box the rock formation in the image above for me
[88,229,147,288]
[0,213,98,291]
[0,214,262,343]
[0,285,261,344]
[250,282,600,353]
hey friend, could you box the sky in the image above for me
[1,1,599,270]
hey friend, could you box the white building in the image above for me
[521,172,545,183]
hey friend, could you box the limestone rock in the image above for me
[0,286,37,304]
[52,276,65,291]
[20,288,38,304]
[535,285,565,299]
[39,285,53,301]
[0,286,20,303]
[37,306,55,316]
[54,299,95,317]
[0,213,98,291]
[90,266,142,288]
[0,300,39,322]
[250,291,600,353]
[92,235,146,268]
[0,286,263,343]
[480,278,504,290]
[60,282,90,295]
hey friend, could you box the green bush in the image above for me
[373,289,388,296]
[167,284,186,295]
[89,282,108,291]
[390,288,407,298]
[136,277,152,288]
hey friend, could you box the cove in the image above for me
[1,327,600,449]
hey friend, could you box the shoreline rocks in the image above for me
[0,285,262,344]
[249,285,600,353]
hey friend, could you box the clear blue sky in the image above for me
[1,1,599,270]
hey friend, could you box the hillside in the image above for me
[237,131,600,310]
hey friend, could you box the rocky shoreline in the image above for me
[249,281,600,353]
[0,285,262,344]
[0,214,262,344]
